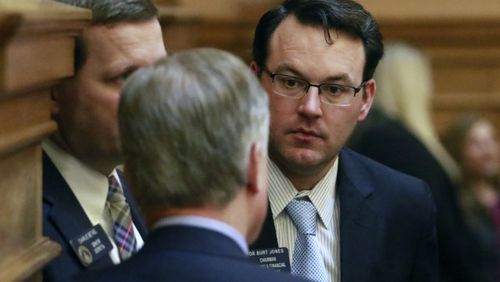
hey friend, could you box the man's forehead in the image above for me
[84,20,158,53]
[82,19,164,72]
[267,16,366,82]
[271,16,361,51]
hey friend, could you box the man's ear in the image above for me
[50,83,64,121]
[242,141,268,244]
[246,142,266,194]
[358,78,376,121]
[250,61,260,76]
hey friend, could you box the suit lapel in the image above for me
[249,202,278,250]
[337,149,378,282]
[251,149,380,281]
[43,153,115,269]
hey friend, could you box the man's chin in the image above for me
[276,149,326,170]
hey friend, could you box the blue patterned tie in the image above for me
[107,175,136,260]
[286,198,329,282]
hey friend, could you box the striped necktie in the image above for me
[286,198,329,282]
[107,175,136,260]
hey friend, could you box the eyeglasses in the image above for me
[263,66,366,106]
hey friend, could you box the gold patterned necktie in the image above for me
[107,175,137,260]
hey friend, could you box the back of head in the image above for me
[374,42,432,123]
[442,114,481,167]
[443,114,500,217]
[52,0,158,71]
[53,0,157,24]
[253,0,384,82]
[119,48,269,216]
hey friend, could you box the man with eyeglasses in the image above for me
[249,1,439,282]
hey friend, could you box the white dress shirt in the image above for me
[43,140,144,264]
[268,158,340,282]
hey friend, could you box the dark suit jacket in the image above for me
[349,109,492,282]
[42,153,148,282]
[76,225,307,282]
[251,148,439,282]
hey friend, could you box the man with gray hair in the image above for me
[43,0,166,281]
[78,48,306,282]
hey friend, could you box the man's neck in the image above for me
[273,158,337,191]
[150,207,224,222]
[50,135,117,175]
[148,193,251,244]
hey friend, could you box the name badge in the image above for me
[69,224,113,267]
[248,247,291,273]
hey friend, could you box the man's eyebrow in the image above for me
[274,63,355,84]
[323,74,354,85]
[274,63,306,78]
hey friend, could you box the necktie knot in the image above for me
[286,198,317,235]
[108,175,126,203]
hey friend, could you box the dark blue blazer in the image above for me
[42,153,148,282]
[251,148,439,282]
[76,225,308,282]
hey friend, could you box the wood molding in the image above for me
[0,121,56,157]
[379,19,500,48]
[434,94,500,110]
[354,0,500,131]
[0,1,90,94]
[357,0,500,21]
[0,238,61,282]
[3,33,75,93]
[0,1,90,280]
[158,5,257,61]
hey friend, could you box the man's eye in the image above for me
[285,79,298,87]
[119,70,134,81]
[277,76,301,89]
[109,69,135,84]
[325,84,347,95]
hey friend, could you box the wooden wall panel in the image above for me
[4,34,74,93]
[158,2,275,62]
[0,146,51,282]
[358,0,500,134]
[0,1,90,280]
[0,147,40,257]
[0,90,55,154]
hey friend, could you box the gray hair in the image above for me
[119,48,269,213]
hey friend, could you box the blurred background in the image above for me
[1,0,499,280]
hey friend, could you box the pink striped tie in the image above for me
[107,175,136,260]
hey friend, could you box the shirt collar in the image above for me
[154,215,249,254]
[268,157,338,229]
[42,139,114,224]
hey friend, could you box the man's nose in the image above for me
[298,86,323,118]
